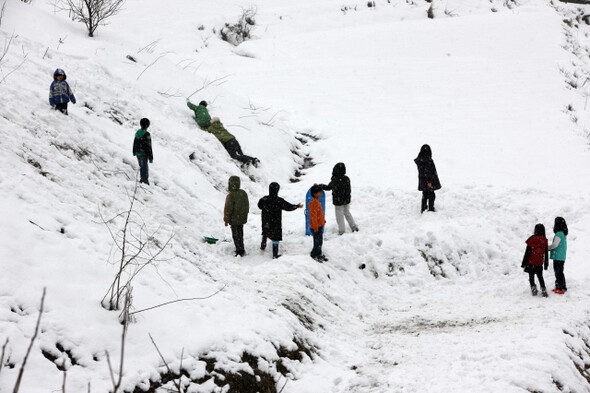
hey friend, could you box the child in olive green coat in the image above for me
[224,176,249,256]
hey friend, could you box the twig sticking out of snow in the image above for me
[0,337,9,376]
[12,287,46,393]
[187,74,232,99]
[105,289,130,393]
[149,334,184,393]
[130,283,227,315]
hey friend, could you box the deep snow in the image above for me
[1,0,590,392]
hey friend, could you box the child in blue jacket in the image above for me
[49,68,76,115]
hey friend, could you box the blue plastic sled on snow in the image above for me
[305,187,326,236]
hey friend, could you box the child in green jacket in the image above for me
[132,118,153,185]
[548,217,568,294]
[186,99,211,128]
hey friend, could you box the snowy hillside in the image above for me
[1,0,590,392]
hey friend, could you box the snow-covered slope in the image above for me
[1,0,590,392]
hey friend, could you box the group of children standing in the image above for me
[223,162,358,263]
[521,217,569,297]
[49,70,571,288]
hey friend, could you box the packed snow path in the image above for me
[1,0,590,392]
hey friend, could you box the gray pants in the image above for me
[335,204,357,235]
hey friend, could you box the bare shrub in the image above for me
[100,181,173,311]
[220,7,256,46]
[64,0,125,37]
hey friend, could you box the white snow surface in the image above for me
[1,0,590,392]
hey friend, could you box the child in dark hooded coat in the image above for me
[414,144,441,213]
[258,182,302,259]
[319,163,358,235]
[49,68,76,115]
[521,223,549,297]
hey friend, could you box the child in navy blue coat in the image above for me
[49,68,76,115]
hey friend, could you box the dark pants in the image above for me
[55,103,68,115]
[261,234,280,258]
[310,228,323,258]
[421,190,435,213]
[137,155,150,185]
[223,138,256,165]
[231,225,245,256]
[528,265,546,289]
[553,260,567,291]
[261,234,267,250]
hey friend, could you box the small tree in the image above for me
[65,0,125,37]
[100,181,173,311]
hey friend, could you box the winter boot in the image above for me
[531,285,538,296]
[541,288,548,298]
[272,243,280,259]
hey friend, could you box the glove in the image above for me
[149,160,153,164]
[186,98,190,103]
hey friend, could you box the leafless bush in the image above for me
[100,181,173,311]
[427,4,434,19]
[64,0,125,37]
[220,6,256,46]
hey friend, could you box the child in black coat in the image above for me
[414,144,441,213]
[258,182,302,259]
[320,163,358,235]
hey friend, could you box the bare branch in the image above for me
[187,74,231,99]
[0,337,9,376]
[0,1,7,30]
[279,378,289,393]
[136,53,167,81]
[137,39,160,54]
[105,289,130,393]
[148,334,183,393]
[12,287,46,393]
[130,284,227,315]
[62,369,67,393]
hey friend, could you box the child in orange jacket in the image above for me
[309,185,327,262]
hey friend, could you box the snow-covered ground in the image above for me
[1,0,590,392]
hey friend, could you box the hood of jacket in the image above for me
[54,68,67,81]
[332,162,346,177]
[135,129,148,139]
[269,182,280,197]
[228,176,241,192]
